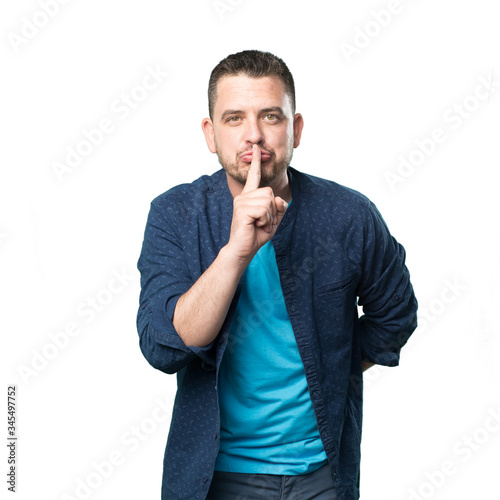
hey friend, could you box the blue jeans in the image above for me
[206,463,338,500]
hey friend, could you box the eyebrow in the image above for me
[220,109,243,121]
[220,106,285,121]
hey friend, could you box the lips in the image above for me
[240,150,272,162]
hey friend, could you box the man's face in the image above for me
[202,74,303,190]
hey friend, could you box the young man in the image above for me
[137,50,418,500]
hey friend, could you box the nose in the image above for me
[244,117,264,146]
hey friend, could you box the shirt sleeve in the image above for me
[355,201,418,366]
[136,200,216,374]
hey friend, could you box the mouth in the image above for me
[240,150,272,163]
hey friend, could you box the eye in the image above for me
[266,114,278,121]
[227,116,240,123]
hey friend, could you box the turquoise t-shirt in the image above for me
[215,239,328,475]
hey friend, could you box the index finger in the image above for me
[242,144,261,193]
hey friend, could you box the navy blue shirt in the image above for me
[136,167,418,500]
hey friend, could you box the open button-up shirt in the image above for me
[137,167,418,500]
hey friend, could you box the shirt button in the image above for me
[214,432,218,440]
[290,305,295,312]
[202,475,209,483]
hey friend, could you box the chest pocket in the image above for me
[313,276,356,346]
[314,276,355,298]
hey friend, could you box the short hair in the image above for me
[208,50,296,120]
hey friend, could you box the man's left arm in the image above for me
[356,201,418,368]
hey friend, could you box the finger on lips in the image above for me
[239,144,284,233]
[242,144,261,193]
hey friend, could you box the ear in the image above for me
[292,113,304,148]
[201,118,216,153]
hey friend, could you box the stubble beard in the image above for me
[216,145,294,188]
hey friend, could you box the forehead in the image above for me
[213,74,291,115]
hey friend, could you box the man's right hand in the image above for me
[226,144,288,266]
[173,145,288,347]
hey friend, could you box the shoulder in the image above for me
[290,167,374,213]
[290,168,393,251]
[150,169,227,212]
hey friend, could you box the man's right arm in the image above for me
[171,245,246,348]
[172,144,288,348]
[137,145,288,373]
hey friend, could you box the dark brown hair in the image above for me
[208,50,296,120]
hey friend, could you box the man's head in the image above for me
[207,50,296,121]
[202,50,303,195]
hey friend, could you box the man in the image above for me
[137,50,418,500]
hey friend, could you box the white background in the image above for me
[1,0,499,499]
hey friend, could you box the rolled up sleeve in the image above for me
[136,201,215,374]
[356,202,418,366]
